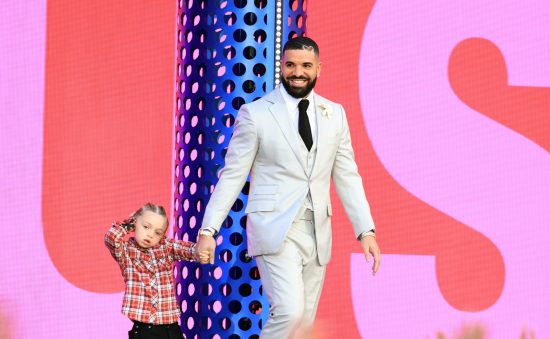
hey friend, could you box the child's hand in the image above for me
[120,216,136,232]
[197,250,210,264]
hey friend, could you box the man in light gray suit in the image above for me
[196,37,380,338]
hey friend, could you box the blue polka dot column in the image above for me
[173,0,307,337]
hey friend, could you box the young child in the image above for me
[105,202,209,339]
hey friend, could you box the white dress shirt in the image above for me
[279,85,317,146]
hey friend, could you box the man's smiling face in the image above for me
[281,47,321,98]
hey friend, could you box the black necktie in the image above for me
[298,99,313,151]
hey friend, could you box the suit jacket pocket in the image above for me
[250,184,278,196]
[245,199,276,213]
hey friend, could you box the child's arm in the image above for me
[165,238,196,262]
[165,238,212,263]
[104,218,133,269]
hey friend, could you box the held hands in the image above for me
[194,249,211,264]
[193,230,215,264]
[360,234,381,276]
[196,233,217,264]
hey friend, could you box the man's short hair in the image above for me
[283,36,319,57]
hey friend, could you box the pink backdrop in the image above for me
[1,0,548,338]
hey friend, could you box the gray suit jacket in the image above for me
[201,88,375,265]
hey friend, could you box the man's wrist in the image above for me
[198,227,216,240]
[358,229,376,241]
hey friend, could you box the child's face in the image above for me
[133,210,167,248]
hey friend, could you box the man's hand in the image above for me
[360,235,381,276]
[194,250,211,264]
[196,233,216,264]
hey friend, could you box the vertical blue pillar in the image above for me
[174,0,307,337]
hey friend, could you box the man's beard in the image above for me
[281,76,317,99]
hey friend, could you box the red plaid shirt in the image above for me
[105,222,195,324]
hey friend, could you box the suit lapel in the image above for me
[266,89,308,174]
[311,95,331,176]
